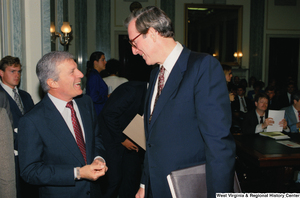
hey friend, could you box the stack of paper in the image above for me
[259,132,290,140]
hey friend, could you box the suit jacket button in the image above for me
[86,191,90,195]
[148,144,151,147]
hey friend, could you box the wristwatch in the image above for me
[76,167,81,180]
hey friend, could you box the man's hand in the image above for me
[122,138,139,152]
[79,159,108,181]
[262,117,274,129]
[279,119,288,129]
[135,187,145,198]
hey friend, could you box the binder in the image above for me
[167,164,241,198]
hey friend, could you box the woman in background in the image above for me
[86,51,108,115]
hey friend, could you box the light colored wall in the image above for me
[5,0,300,103]
[21,0,43,103]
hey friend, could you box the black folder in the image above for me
[167,164,241,198]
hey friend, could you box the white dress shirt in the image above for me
[150,42,183,114]
[48,93,86,142]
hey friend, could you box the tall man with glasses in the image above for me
[125,6,236,198]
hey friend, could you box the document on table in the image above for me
[266,110,285,132]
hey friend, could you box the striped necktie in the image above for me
[66,101,87,164]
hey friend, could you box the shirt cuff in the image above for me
[140,184,145,189]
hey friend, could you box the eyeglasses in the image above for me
[128,33,142,48]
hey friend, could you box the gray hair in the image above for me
[124,6,174,38]
[36,51,74,92]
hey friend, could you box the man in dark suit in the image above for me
[0,55,35,198]
[231,85,253,113]
[125,6,236,198]
[231,85,253,132]
[279,82,297,109]
[265,86,280,110]
[99,81,147,198]
[18,51,108,198]
[242,93,288,134]
[282,90,300,132]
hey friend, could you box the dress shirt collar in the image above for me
[161,41,183,73]
[0,80,18,98]
[255,110,266,122]
[48,93,72,114]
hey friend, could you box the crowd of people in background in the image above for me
[223,65,299,134]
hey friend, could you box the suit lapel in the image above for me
[148,48,191,131]
[0,85,23,117]
[43,95,86,165]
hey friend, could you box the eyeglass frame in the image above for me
[128,33,142,48]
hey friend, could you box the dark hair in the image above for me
[265,86,275,93]
[254,92,269,103]
[237,84,246,92]
[292,90,300,102]
[86,51,104,77]
[124,6,174,39]
[0,56,21,71]
[221,64,231,72]
[105,59,121,75]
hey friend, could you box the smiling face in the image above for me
[0,64,21,89]
[127,19,156,65]
[50,59,84,101]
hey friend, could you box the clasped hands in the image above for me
[262,118,287,130]
[79,158,108,181]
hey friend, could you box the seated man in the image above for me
[242,93,288,134]
[265,86,280,110]
[282,90,300,133]
[231,85,253,132]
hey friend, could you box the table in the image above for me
[234,133,300,192]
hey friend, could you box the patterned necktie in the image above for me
[13,89,24,114]
[66,101,87,164]
[149,66,165,123]
[240,97,247,112]
[298,111,300,122]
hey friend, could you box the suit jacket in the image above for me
[278,92,292,109]
[143,48,236,198]
[18,94,104,198]
[231,95,253,113]
[0,92,16,198]
[0,85,34,129]
[242,109,269,134]
[283,105,299,132]
[99,81,147,148]
[86,69,108,115]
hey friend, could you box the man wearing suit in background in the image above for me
[0,56,35,198]
[279,82,297,109]
[242,93,288,134]
[282,90,300,133]
[99,81,147,198]
[18,51,108,198]
[125,6,236,198]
